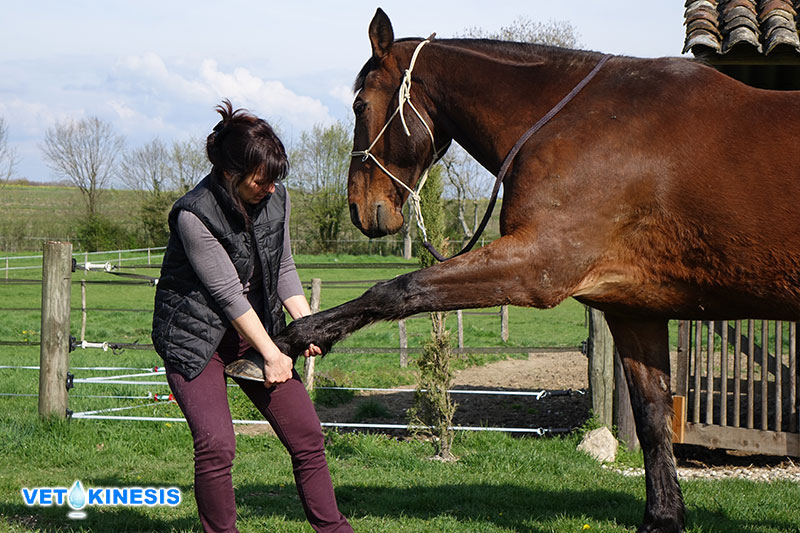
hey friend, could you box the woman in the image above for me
[152,100,352,533]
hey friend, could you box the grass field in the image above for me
[0,184,143,250]
[1,252,798,532]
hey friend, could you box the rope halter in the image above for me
[351,39,447,242]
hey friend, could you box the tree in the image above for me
[120,138,170,194]
[120,138,175,246]
[289,121,351,252]
[459,16,581,48]
[407,164,457,461]
[0,117,17,187]
[169,137,208,194]
[120,137,207,246]
[440,145,494,245]
[41,116,125,217]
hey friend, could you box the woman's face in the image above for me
[237,173,275,204]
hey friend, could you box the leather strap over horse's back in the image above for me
[423,53,614,262]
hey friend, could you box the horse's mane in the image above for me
[353,37,601,93]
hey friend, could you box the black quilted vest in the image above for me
[151,174,287,379]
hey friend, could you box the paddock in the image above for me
[1,244,589,436]
[1,245,799,531]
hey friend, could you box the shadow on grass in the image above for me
[237,481,794,532]
[2,480,794,532]
[0,478,197,533]
[0,504,199,533]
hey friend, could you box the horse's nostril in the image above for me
[375,202,385,228]
[349,203,360,226]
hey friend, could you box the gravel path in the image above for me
[604,463,800,482]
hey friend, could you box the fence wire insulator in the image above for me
[153,393,174,402]
[80,261,115,273]
[66,372,74,391]
[79,340,109,352]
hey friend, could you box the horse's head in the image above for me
[348,8,451,237]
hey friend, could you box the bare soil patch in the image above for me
[313,351,591,432]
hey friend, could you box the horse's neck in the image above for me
[423,43,599,174]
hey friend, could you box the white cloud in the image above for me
[2,53,340,180]
[329,84,355,108]
[112,53,335,132]
[0,98,83,138]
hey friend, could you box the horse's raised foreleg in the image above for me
[274,237,560,357]
[604,314,685,533]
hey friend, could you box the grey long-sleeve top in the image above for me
[176,192,304,321]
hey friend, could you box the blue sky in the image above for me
[0,1,687,182]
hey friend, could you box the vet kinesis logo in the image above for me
[21,480,181,519]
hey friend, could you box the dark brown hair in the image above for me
[206,99,288,222]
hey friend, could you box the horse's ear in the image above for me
[369,8,394,60]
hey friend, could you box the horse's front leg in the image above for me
[274,236,565,357]
[604,314,685,533]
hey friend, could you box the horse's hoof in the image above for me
[224,350,265,382]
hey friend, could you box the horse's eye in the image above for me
[353,101,367,117]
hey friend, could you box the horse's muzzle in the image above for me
[350,202,402,238]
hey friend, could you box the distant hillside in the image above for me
[0,184,142,252]
[0,184,501,254]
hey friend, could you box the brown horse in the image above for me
[274,8,800,533]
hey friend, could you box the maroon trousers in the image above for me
[166,329,351,533]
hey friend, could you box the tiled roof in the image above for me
[683,0,800,56]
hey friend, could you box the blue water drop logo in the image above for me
[67,480,86,510]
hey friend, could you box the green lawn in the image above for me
[0,412,797,532]
[1,253,798,532]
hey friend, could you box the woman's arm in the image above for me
[283,294,312,320]
[282,296,323,358]
[278,191,322,357]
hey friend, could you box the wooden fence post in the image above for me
[399,319,408,367]
[500,305,509,342]
[588,308,614,429]
[39,241,72,419]
[303,278,321,392]
[614,349,639,450]
[457,310,464,349]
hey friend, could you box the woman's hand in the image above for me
[284,296,324,359]
[261,344,294,387]
[230,309,294,386]
[302,343,322,358]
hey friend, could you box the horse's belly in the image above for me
[573,271,800,320]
